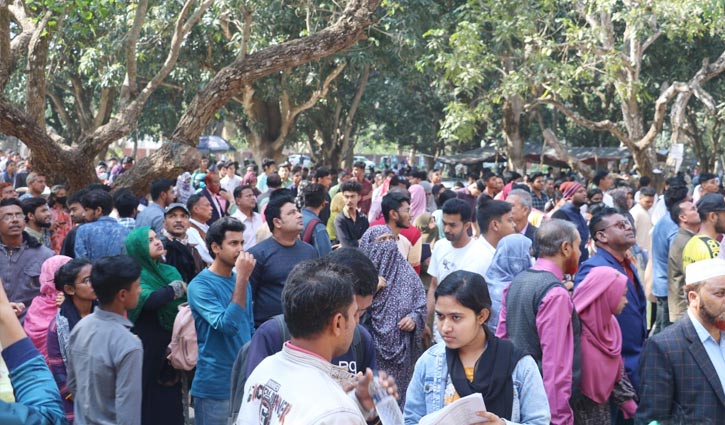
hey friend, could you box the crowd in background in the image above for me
[0,147,724,424]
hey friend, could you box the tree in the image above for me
[531,0,725,177]
[0,0,382,193]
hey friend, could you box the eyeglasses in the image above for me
[595,219,632,233]
[0,213,24,222]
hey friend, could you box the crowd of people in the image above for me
[0,148,724,425]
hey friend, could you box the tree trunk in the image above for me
[502,96,525,173]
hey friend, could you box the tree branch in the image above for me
[274,62,346,150]
[542,128,593,180]
[0,2,10,90]
[636,82,689,150]
[25,10,56,128]
[527,96,633,145]
[340,64,370,166]
[120,0,149,106]
[171,0,381,146]
[82,0,214,156]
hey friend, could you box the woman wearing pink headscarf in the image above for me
[572,266,637,424]
[408,184,427,223]
[22,255,72,360]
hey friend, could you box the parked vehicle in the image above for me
[353,155,376,171]
[288,154,314,168]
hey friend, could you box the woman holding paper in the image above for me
[403,270,550,425]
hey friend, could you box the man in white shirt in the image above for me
[231,185,264,251]
[238,257,396,424]
[220,161,243,194]
[426,198,493,343]
[477,197,516,255]
[630,186,656,251]
[186,193,214,264]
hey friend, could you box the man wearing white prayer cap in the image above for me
[637,258,725,422]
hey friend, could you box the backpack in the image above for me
[167,303,197,371]
[302,218,321,244]
[227,315,365,425]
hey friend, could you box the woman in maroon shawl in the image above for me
[360,224,427,407]
[572,266,637,424]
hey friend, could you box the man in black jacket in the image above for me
[161,203,205,283]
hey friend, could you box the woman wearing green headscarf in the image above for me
[125,226,187,425]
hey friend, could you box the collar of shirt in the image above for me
[532,257,565,281]
[189,218,209,232]
[687,309,723,345]
[94,308,134,329]
[162,228,190,246]
[283,342,354,387]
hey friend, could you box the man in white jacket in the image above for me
[237,257,396,424]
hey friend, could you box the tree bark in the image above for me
[502,95,525,173]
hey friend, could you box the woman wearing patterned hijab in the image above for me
[359,224,426,406]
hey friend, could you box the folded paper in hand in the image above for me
[419,393,486,425]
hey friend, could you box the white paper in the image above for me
[418,393,486,425]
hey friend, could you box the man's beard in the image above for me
[35,219,51,229]
[564,252,579,275]
[396,218,409,229]
[698,299,725,331]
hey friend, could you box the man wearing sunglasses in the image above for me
[574,207,647,402]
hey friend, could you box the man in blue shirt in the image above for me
[650,183,689,334]
[135,178,175,235]
[301,183,332,257]
[187,217,256,425]
[74,189,129,262]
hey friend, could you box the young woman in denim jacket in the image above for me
[404,270,550,425]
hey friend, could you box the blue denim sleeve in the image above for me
[403,352,431,425]
[0,338,66,425]
[314,224,332,256]
[510,355,551,425]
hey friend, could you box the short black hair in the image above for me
[21,197,46,221]
[339,180,362,194]
[264,191,296,232]
[303,183,326,208]
[113,189,139,218]
[593,170,609,186]
[150,178,175,201]
[436,189,456,209]
[315,168,331,179]
[81,189,113,216]
[282,258,355,339]
[530,172,545,182]
[262,158,276,169]
[670,199,690,225]
[205,217,245,259]
[664,185,689,210]
[0,198,21,209]
[67,188,90,207]
[328,247,377,297]
[640,186,656,198]
[91,255,141,305]
[186,193,204,211]
[639,176,651,188]
[589,206,620,241]
[267,173,282,189]
[353,161,366,170]
[441,198,472,222]
[381,191,410,222]
[476,198,512,233]
[436,270,492,322]
[233,185,254,199]
[55,258,92,292]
